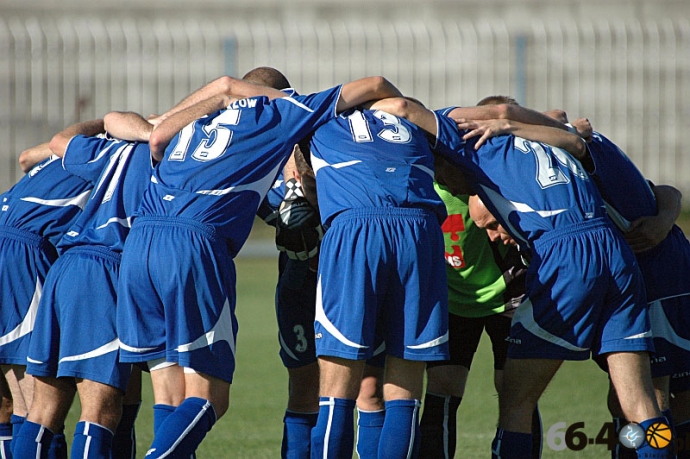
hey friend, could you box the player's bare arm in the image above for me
[448,104,568,130]
[103,111,154,143]
[148,93,238,161]
[49,118,105,157]
[18,142,53,172]
[458,118,587,158]
[625,184,683,253]
[336,76,403,113]
[367,97,439,135]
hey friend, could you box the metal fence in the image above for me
[2,16,689,198]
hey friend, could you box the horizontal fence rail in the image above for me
[1,17,688,198]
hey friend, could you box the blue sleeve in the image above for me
[433,112,471,162]
[271,85,342,144]
[62,135,123,184]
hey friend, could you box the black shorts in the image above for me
[427,309,514,371]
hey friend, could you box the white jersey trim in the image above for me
[0,277,41,346]
[175,297,236,357]
[315,276,368,350]
[59,338,120,363]
[512,298,589,352]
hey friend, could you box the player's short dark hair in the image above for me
[241,67,291,90]
[477,95,519,106]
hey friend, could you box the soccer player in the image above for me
[0,141,93,457]
[367,97,672,459]
[560,118,690,459]
[419,155,540,459]
[114,69,404,457]
[454,115,673,459]
[270,143,387,459]
[303,100,459,459]
[14,113,154,458]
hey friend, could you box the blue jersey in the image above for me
[309,108,446,226]
[434,111,604,248]
[58,135,154,253]
[0,156,91,247]
[587,131,690,301]
[136,87,342,256]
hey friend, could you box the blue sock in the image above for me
[378,399,421,459]
[12,420,54,459]
[0,421,12,458]
[112,402,141,459]
[48,426,67,459]
[491,428,532,459]
[72,421,114,459]
[282,410,318,459]
[355,408,384,459]
[636,416,674,459]
[676,420,690,459]
[153,404,176,433]
[146,397,216,458]
[10,415,25,455]
[310,397,356,459]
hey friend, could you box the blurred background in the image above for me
[1,0,689,205]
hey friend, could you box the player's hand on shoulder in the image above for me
[571,118,593,142]
[275,178,324,261]
[625,215,671,253]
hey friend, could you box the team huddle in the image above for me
[0,66,688,459]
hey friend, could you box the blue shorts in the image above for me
[26,246,131,391]
[117,217,238,383]
[508,218,653,361]
[648,294,690,379]
[0,227,57,365]
[276,254,318,368]
[314,208,449,362]
[636,227,690,379]
[276,254,385,369]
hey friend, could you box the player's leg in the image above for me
[607,351,674,458]
[13,376,74,458]
[283,363,320,459]
[377,356,426,459]
[148,361,186,436]
[355,362,384,459]
[491,358,561,459]
[311,356,365,459]
[420,313,482,459]
[487,312,543,459]
[71,378,123,458]
[145,367,227,458]
[0,371,13,457]
[275,255,320,459]
[112,364,142,459]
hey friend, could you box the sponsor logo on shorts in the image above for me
[314,333,322,339]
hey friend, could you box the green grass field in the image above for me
[60,254,623,458]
